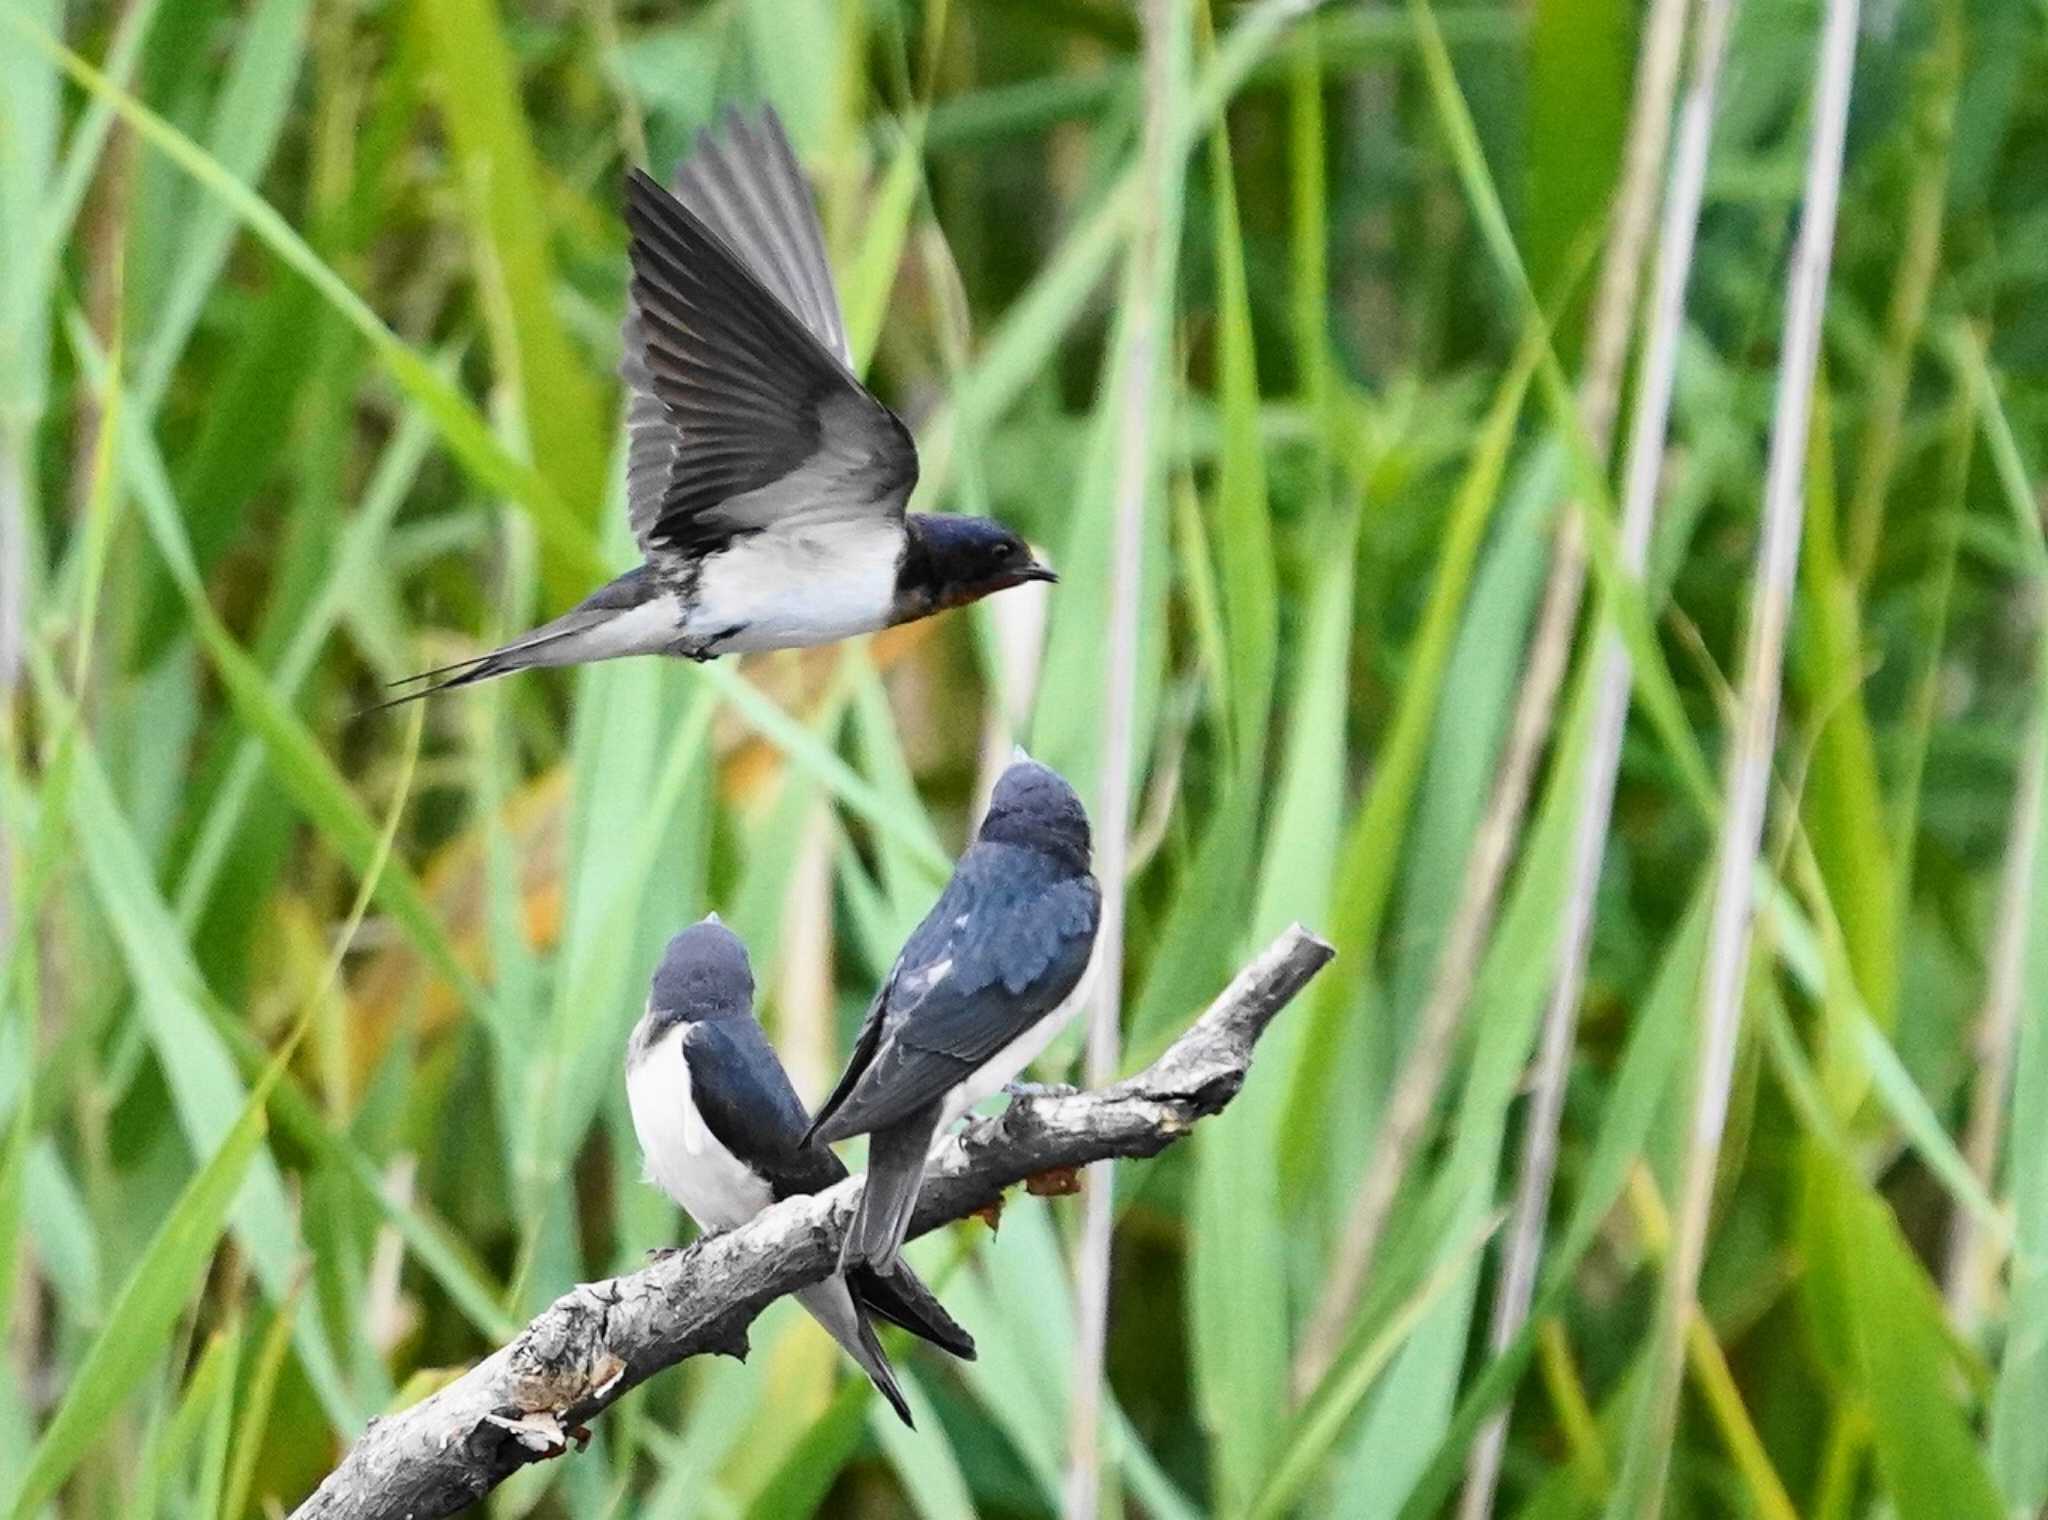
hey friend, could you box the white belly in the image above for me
[625,1026,774,1231]
[938,985,1089,1131]
[627,1028,892,1391]
[686,519,902,654]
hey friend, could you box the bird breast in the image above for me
[687,513,904,654]
[939,987,1091,1131]
[625,1026,775,1231]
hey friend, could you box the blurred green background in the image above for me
[3,0,2047,1515]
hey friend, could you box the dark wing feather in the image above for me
[803,967,895,1145]
[849,1265,978,1359]
[811,847,1100,1140]
[681,1018,846,1200]
[671,108,849,366]
[619,169,915,563]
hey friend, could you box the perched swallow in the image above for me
[805,756,1101,1274]
[624,916,975,1427]
[385,108,1054,706]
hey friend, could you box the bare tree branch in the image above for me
[290,926,1333,1520]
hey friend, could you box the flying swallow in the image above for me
[624,916,975,1427]
[385,107,1054,706]
[805,756,1101,1275]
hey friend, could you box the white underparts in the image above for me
[527,592,687,666]
[685,514,903,654]
[624,1026,773,1230]
[624,1022,894,1391]
[938,978,1091,1132]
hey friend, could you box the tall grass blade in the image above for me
[1289,342,1543,1189]
[6,1049,270,1520]
[1068,4,1186,1510]
[1801,1148,2004,1518]
[5,12,606,589]
[1293,343,1543,1385]
[1465,0,1728,1504]
[413,0,609,542]
[1203,37,1277,772]
[1609,0,1863,1504]
[1954,328,2048,1507]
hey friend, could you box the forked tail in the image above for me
[794,1278,916,1428]
[840,1106,941,1278]
[363,566,674,714]
[363,651,514,712]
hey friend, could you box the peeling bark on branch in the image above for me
[290,925,1333,1520]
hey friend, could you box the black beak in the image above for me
[1016,562,1059,585]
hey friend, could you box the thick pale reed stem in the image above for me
[1460,0,1736,1510]
[1064,0,1174,1513]
[1624,0,1861,1507]
[1295,0,1690,1403]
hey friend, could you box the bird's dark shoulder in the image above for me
[880,843,1100,1059]
[681,1018,846,1199]
[808,841,1099,1141]
[896,841,1099,998]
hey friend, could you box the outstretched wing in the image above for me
[811,847,1101,1141]
[671,107,849,366]
[681,1018,846,1201]
[619,154,914,563]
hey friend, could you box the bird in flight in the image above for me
[385,107,1054,705]
[806,756,1101,1274]
[624,915,976,1427]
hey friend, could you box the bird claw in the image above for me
[644,1244,686,1264]
[1003,1080,1079,1102]
[679,624,742,662]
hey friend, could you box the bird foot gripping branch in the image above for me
[290,926,1332,1520]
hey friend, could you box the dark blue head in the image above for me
[892,513,1057,622]
[645,915,755,1037]
[978,754,1091,869]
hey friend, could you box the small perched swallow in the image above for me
[385,107,1054,706]
[805,756,1101,1275]
[624,916,975,1427]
